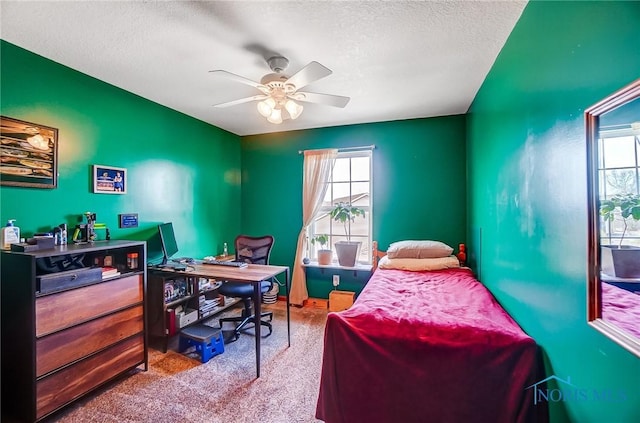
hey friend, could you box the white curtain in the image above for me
[289,149,338,305]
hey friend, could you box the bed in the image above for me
[602,281,640,339]
[316,241,542,423]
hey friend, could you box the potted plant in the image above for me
[311,234,332,265]
[600,193,640,278]
[330,202,365,267]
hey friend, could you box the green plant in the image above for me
[600,193,640,248]
[330,202,365,241]
[311,234,330,250]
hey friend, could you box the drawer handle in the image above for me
[71,274,78,280]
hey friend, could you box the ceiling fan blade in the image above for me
[290,92,350,108]
[213,94,269,108]
[209,70,265,90]
[284,61,333,90]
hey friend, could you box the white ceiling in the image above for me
[0,1,527,137]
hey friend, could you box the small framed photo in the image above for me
[1,115,58,189]
[93,165,127,194]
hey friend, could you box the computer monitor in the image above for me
[158,222,179,265]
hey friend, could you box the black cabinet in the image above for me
[1,240,147,422]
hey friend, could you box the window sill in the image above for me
[303,261,373,274]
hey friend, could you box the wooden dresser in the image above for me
[1,240,147,422]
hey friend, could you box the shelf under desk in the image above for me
[147,263,290,378]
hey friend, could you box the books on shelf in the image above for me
[200,303,220,313]
[199,295,222,318]
[199,299,220,310]
[101,266,121,279]
[164,279,190,303]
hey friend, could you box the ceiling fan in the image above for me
[210,56,350,124]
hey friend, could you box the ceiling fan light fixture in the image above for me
[285,99,303,120]
[257,97,276,117]
[212,56,350,125]
[267,108,283,124]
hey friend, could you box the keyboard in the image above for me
[202,259,248,268]
[157,263,187,271]
[171,257,195,264]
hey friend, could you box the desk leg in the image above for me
[286,268,291,347]
[253,281,261,378]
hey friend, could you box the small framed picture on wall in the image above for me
[93,165,127,194]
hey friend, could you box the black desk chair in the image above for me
[218,235,275,342]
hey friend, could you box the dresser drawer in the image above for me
[36,275,143,337]
[36,305,144,377]
[36,334,144,420]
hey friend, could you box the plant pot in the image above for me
[601,245,640,278]
[334,241,361,267]
[317,249,333,266]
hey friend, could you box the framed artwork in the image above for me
[0,115,58,188]
[93,165,127,194]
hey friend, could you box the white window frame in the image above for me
[309,150,373,265]
[599,128,640,247]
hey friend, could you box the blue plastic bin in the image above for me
[179,324,224,363]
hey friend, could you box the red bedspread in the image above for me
[602,281,640,339]
[316,267,539,423]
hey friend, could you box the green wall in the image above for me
[467,2,640,422]
[0,41,241,260]
[241,116,467,297]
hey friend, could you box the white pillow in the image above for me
[387,240,453,259]
[378,255,460,271]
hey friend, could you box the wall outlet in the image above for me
[332,274,340,287]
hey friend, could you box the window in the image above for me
[599,128,640,247]
[310,150,372,264]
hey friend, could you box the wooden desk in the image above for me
[160,262,290,378]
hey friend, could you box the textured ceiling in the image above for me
[0,1,527,136]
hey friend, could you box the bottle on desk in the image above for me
[1,219,20,250]
[60,223,68,245]
[223,242,228,257]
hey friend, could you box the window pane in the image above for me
[607,214,627,238]
[600,214,612,240]
[627,219,640,240]
[350,213,369,236]
[351,156,370,181]
[602,136,637,169]
[333,234,349,244]
[351,182,370,206]
[598,169,607,197]
[322,185,332,207]
[598,137,605,169]
[357,238,371,262]
[332,158,350,182]
[331,182,351,203]
[314,212,332,235]
[603,169,637,197]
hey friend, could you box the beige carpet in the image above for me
[53,302,328,423]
